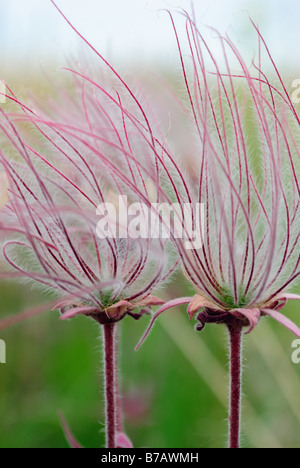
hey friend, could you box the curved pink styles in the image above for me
[1,0,300,449]
[135,10,300,448]
[0,68,177,329]
[0,2,179,449]
[138,11,300,338]
[0,48,177,448]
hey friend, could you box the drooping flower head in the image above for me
[0,4,183,449]
[137,10,300,345]
[0,62,177,328]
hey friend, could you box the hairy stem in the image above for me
[103,322,117,448]
[227,324,243,449]
[114,323,124,433]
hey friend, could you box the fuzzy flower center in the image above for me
[220,286,249,310]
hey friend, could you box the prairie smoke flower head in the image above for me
[0,4,180,449]
[137,13,300,346]
[0,75,176,328]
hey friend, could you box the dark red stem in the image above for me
[114,324,124,433]
[103,322,116,448]
[227,324,243,449]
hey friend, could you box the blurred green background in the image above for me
[0,277,300,448]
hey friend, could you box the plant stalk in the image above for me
[103,322,117,448]
[227,324,243,449]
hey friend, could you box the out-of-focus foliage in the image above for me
[0,277,300,448]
